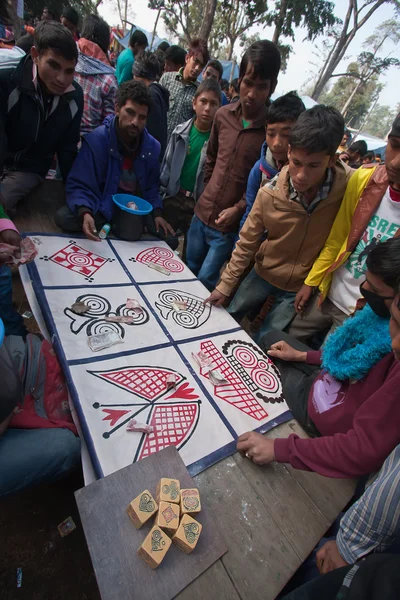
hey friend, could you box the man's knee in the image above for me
[259,330,289,352]
[54,205,80,231]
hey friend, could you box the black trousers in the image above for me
[259,330,320,437]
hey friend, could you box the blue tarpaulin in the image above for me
[112,25,167,51]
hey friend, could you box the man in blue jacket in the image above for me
[55,80,175,242]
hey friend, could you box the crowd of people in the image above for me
[1,5,400,597]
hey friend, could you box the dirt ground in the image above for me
[0,471,100,599]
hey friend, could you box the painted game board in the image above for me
[26,234,291,478]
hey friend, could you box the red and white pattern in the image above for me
[92,367,186,401]
[138,403,198,459]
[198,340,282,421]
[49,243,108,278]
[135,247,184,273]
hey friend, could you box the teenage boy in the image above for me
[116,29,148,85]
[160,39,209,139]
[340,139,368,168]
[229,78,240,102]
[75,14,117,136]
[163,45,186,73]
[55,81,175,242]
[60,7,79,41]
[185,40,281,291]
[205,106,353,336]
[289,114,400,342]
[133,51,170,159]
[160,78,221,253]
[0,21,83,213]
[203,59,229,105]
[240,91,305,230]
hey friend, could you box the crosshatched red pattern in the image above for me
[139,403,198,459]
[97,368,185,401]
[199,340,269,421]
[135,246,184,273]
[49,243,108,277]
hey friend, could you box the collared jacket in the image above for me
[194,101,267,233]
[0,54,83,180]
[160,118,208,202]
[216,161,353,296]
[66,114,162,221]
[305,165,392,301]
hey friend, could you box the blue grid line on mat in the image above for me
[26,257,104,479]
[67,341,173,366]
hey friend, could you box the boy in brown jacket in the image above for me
[204,105,353,339]
[185,40,281,291]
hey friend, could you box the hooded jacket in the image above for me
[74,39,117,135]
[66,114,162,221]
[160,117,208,203]
[0,54,83,179]
[147,82,169,160]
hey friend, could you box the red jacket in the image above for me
[274,352,400,478]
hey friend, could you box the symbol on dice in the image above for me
[139,493,155,513]
[162,481,179,500]
[151,529,166,552]
[183,522,200,544]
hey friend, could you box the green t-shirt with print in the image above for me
[179,123,210,193]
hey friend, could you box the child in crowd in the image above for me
[363,150,375,164]
[290,113,400,343]
[205,105,353,336]
[340,140,368,168]
[160,79,221,255]
[185,40,281,290]
[237,238,400,479]
[240,91,305,230]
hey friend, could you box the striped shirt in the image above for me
[159,68,198,140]
[337,443,400,564]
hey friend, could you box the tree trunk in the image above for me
[150,7,162,50]
[198,0,218,41]
[227,37,235,60]
[311,0,387,101]
[341,79,363,117]
[272,0,288,45]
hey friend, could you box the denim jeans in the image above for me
[227,267,297,340]
[186,216,235,291]
[0,266,26,337]
[0,427,81,498]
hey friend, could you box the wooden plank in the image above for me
[234,451,331,561]
[75,446,227,600]
[266,420,356,522]
[194,457,301,600]
[176,561,240,600]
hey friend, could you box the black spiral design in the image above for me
[75,294,111,317]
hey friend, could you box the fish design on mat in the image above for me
[155,289,211,329]
[134,247,184,273]
[195,339,284,421]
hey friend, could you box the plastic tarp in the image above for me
[112,25,167,50]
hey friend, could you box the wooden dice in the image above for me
[155,501,180,533]
[172,515,202,554]
[156,478,180,504]
[138,525,172,569]
[180,488,201,515]
[127,490,158,529]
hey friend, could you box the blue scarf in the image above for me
[321,305,392,381]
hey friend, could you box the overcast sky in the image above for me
[99,0,399,109]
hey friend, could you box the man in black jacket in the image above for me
[133,51,169,160]
[0,21,83,213]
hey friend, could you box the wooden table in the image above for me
[15,182,356,599]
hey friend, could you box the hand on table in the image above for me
[155,216,176,237]
[316,540,349,574]
[237,432,275,465]
[82,214,100,242]
[203,289,228,307]
[215,207,238,228]
[294,284,313,314]
[267,341,307,363]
